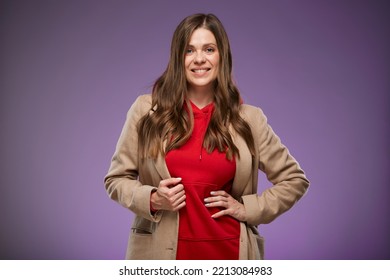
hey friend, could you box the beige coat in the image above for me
[104,94,309,259]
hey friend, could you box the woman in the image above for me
[104,13,309,260]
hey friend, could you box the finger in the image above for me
[160,184,184,198]
[160,177,182,188]
[173,200,186,211]
[210,190,228,197]
[172,189,185,201]
[204,200,228,208]
[169,183,185,193]
[204,195,228,204]
[211,209,228,219]
[172,193,186,207]
[162,188,185,207]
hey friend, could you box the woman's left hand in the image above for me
[204,190,247,222]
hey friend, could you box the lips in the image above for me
[191,68,211,73]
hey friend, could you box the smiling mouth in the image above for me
[191,68,211,73]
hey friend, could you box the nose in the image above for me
[194,51,206,64]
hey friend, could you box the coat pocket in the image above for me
[126,229,153,259]
[132,216,157,233]
[126,217,157,259]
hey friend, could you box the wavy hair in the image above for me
[138,13,255,160]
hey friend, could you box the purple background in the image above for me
[1,0,389,260]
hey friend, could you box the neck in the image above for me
[187,86,214,109]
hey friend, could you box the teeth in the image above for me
[193,69,208,73]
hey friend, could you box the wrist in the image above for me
[150,190,158,212]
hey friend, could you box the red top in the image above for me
[165,101,240,260]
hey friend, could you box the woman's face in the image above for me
[184,28,220,92]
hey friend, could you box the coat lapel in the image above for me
[154,153,171,179]
[153,139,171,180]
[231,128,252,199]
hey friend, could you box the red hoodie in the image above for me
[165,101,240,260]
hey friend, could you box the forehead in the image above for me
[188,28,217,46]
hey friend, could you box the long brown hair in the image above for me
[138,13,255,160]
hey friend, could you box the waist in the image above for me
[178,180,239,240]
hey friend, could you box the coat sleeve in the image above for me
[242,107,309,225]
[104,95,162,222]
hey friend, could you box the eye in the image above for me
[205,47,215,53]
[186,48,194,55]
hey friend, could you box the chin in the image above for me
[188,81,215,89]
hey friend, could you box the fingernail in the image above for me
[210,191,215,195]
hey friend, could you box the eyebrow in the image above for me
[187,43,217,48]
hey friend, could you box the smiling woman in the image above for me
[185,28,220,106]
[104,13,309,260]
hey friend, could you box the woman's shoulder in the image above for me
[126,94,153,118]
[239,103,267,123]
[133,93,152,107]
[238,103,270,139]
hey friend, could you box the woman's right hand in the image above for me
[150,177,186,211]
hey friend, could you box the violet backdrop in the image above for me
[1,0,389,259]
